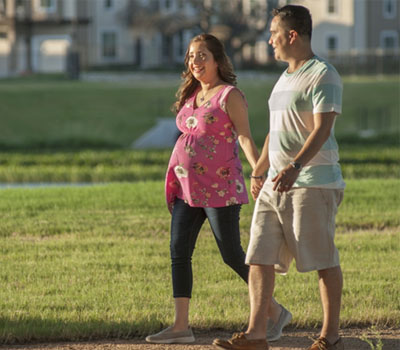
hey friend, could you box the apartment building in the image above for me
[88,0,135,67]
[0,0,398,76]
[292,0,399,55]
[0,0,91,76]
[0,0,198,75]
[127,0,197,68]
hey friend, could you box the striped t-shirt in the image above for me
[267,55,345,189]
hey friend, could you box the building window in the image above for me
[38,0,56,13]
[0,0,6,15]
[0,31,7,39]
[104,0,113,9]
[40,0,55,10]
[327,0,338,14]
[177,30,184,57]
[327,35,338,51]
[102,32,117,58]
[250,0,257,16]
[383,0,396,19]
[380,31,398,49]
[162,34,172,59]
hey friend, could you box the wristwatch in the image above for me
[290,161,302,170]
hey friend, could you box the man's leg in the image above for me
[318,265,343,344]
[246,264,275,339]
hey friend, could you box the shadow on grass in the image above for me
[0,317,158,345]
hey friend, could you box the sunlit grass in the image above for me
[0,144,398,184]
[0,75,399,344]
[0,76,398,150]
[0,180,399,343]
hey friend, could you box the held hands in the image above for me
[272,164,301,192]
[250,176,264,200]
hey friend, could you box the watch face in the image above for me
[291,162,301,170]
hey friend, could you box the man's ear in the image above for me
[289,30,298,44]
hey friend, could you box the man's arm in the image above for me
[250,133,270,199]
[272,112,337,192]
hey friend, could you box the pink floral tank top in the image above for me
[165,85,249,212]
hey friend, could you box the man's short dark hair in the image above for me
[272,5,312,39]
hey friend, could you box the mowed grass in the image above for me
[0,180,399,344]
[0,144,398,183]
[241,76,400,145]
[0,75,398,149]
[0,75,399,343]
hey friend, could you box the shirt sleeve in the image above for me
[312,69,343,115]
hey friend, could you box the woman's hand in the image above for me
[251,177,264,200]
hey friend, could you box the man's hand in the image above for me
[250,177,264,200]
[272,164,300,192]
[271,112,336,193]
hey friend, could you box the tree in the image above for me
[122,0,281,67]
[122,0,198,65]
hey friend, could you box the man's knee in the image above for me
[250,264,275,274]
[318,265,342,277]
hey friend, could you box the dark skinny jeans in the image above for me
[170,198,249,298]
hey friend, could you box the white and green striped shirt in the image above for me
[267,55,345,189]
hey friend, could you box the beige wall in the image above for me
[366,0,400,49]
[291,0,354,26]
[284,0,399,53]
[291,0,354,57]
[62,0,77,20]
[88,0,134,66]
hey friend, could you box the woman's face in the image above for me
[188,41,219,83]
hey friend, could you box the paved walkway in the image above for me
[2,329,399,350]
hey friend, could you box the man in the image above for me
[213,5,345,350]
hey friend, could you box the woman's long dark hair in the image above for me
[172,33,237,114]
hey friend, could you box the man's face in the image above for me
[268,16,291,62]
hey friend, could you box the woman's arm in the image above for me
[226,89,259,169]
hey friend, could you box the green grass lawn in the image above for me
[0,75,398,149]
[0,81,175,150]
[0,75,398,344]
[0,180,399,343]
[0,144,398,184]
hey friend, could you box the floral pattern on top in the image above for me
[165,85,248,212]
